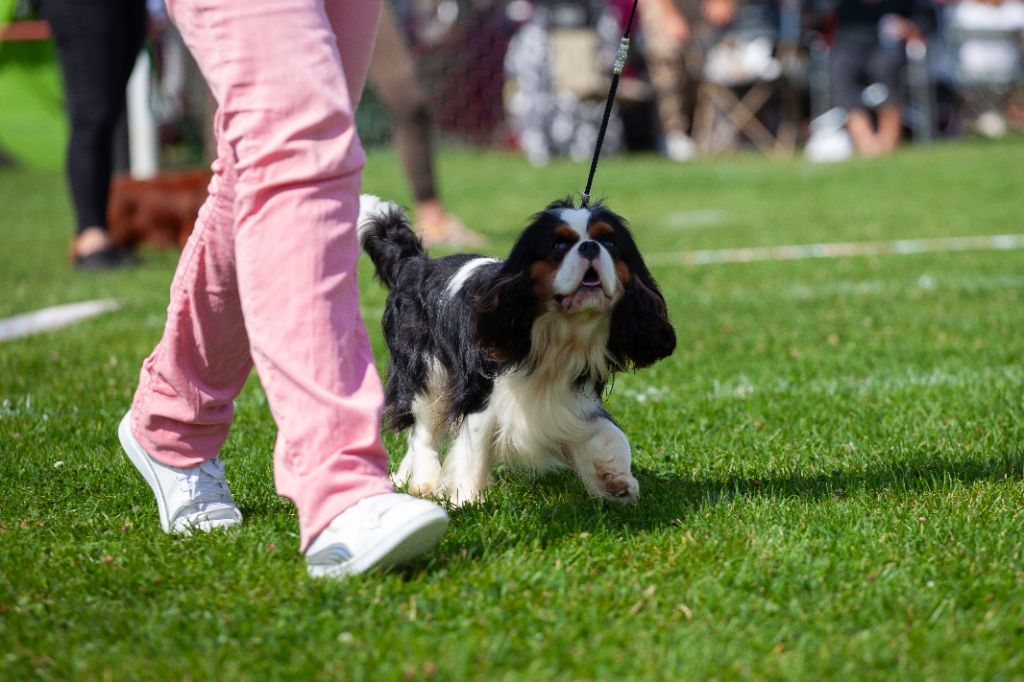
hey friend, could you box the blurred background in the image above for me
[2,0,1022,176]
[1,9,1022,673]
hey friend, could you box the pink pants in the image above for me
[130,0,392,552]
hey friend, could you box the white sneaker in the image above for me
[665,132,697,162]
[805,128,854,163]
[118,412,242,535]
[305,493,449,578]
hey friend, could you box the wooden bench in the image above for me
[0,19,50,42]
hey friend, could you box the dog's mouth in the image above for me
[554,268,610,311]
[580,267,602,289]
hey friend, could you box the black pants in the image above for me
[38,0,147,234]
[830,30,906,111]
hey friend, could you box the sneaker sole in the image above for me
[118,412,173,534]
[307,507,450,579]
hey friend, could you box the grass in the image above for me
[1,137,1023,680]
[0,40,66,171]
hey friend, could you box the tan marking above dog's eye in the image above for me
[554,225,581,242]
[589,222,615,239]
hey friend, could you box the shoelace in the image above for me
[178,459,233,508]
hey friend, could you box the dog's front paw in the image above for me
[446,485,484,508]
[392,449,442,498]
[597,467,639,503]
[399,477,438,498]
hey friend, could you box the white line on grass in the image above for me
[701,366,1024,402]
[617,366,1024,405]
[648,234,1024,266]
[782,273,1024,301]
[0,299,121,342]
[663,209,730,230]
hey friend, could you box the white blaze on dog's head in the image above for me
[557,208,590,239]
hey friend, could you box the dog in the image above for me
[358,195,676,506]
[107,169,212,250]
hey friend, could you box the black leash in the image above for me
[580,0,640,208]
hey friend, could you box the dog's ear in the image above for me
[608,245,676,370]
[471,270,538,365]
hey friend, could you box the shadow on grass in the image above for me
[410,446,1023,572]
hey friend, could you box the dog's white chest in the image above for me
[488,372,596,469]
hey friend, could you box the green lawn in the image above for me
[1,139,1023,680]
[0,40,66,171]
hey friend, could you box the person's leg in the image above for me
[121,118,248,533]
[39,0,146,251]
[830,32,881,156]
[875,105,903,153]
[846,107,881,156]
[130,122,253,468]
[365,4,486,247]
[161,0,392,552]
[639,0,693,161]
[866,45,906,155]
[367,5,437,204]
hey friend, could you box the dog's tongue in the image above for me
[559,293,576,309]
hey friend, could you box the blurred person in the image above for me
[367,3,488,248]
[119,0,449,579]
[829,0,927,157]
[504,0,626,167]
[638,0,739,161]
[639,0,699,161]
[704,0,738,26]
[37,0,146,268]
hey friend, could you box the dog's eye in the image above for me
[598,238,616,251]
[552,240,572,255]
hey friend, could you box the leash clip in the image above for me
[613,37,630,75]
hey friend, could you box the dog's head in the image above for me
[472,198,676,371]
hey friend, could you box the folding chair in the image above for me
[944,1,1024,134]
[692,1,800,156]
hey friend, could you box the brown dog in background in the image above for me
[107,169,211,249]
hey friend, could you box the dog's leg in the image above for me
[439,411,494,507]
[393,422,443,496]
[392,395,443,495]
[569,417,639,502]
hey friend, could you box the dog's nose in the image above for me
[577,240,600,260]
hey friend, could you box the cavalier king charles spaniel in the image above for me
[359,196,675,506]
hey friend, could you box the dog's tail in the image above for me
[358,194,426,290]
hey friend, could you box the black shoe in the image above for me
[73,245,139,270]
